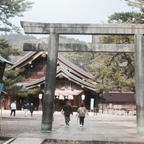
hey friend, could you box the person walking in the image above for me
[29,103,34,117]
[23,102,30,117]
[62,100,73,126]
[77,103,88,127]
[10,101,16,117]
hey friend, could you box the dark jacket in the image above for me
[23,103,30,109]
[30,105,34,113]
[63,104,73,116]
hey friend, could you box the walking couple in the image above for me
[62,100,88,127]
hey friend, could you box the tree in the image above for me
[0,0,32,32]
[124,0,144,12]
[108,12,144,24]
[88,52,135,93]
[87,0,144,93]
[4,69,39,97]
[0,0,32,58]
[0,39,20,59]
[0,0,34,99]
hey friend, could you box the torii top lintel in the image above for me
[21,21,144,35]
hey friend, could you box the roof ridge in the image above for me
[11,51,37,69]
[11,52,94,80]
[58,54,93,79]
[25,65,95,90]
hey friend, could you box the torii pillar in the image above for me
[41,33,59,132]
[135,34,144,134]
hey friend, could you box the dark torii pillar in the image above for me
[41,33,59,132]
[135,34,144,134]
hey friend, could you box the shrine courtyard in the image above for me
[1,110,144,144]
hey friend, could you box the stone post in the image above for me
[41,33,59,132]
[135,34,144,134]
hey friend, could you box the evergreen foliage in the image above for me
[0,0,32,32]
[0,39,20,59]
[108,12,144,24]
[0,0,37,98]
[124,0,144,12]
[4,68,40,98]
[88,53,135,93]
[87,0,144,93]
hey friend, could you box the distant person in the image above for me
[23,102,30,117]
[62,100,73,126]
[10,101,16,117]
[29,103,34,117]
[77,103,88,127]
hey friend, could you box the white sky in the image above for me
[11,0,134,42]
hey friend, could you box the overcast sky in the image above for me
[12,0,134,41]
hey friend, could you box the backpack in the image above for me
[78,107,86,116]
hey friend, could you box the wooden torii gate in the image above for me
[21,21,144,134]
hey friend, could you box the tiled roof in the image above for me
[57,66,95,89]
[10,52,37,69]
[58,55,93,79]
[11,51,93,79]
[25,66,96,91]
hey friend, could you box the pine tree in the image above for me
[0,0,32,31]
[87,0,144,93]
[0,39,20,59]
[4,68,40,99]
[124,0,144,12]
[0,0,37,99]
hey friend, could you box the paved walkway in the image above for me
[1,110,144,144]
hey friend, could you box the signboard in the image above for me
[90,98,94,110]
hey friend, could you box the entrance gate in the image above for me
[21,21,144,134]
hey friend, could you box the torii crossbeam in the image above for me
[21,21,144,135]
[23,43,135,53]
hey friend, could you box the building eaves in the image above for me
[0,55,13,65]
[11,51,93,80]
[10,51,37,69]
[25,66,96,91]
[57,66,95,89]
[58,54,93,80]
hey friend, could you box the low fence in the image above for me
[97,104,136,116]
